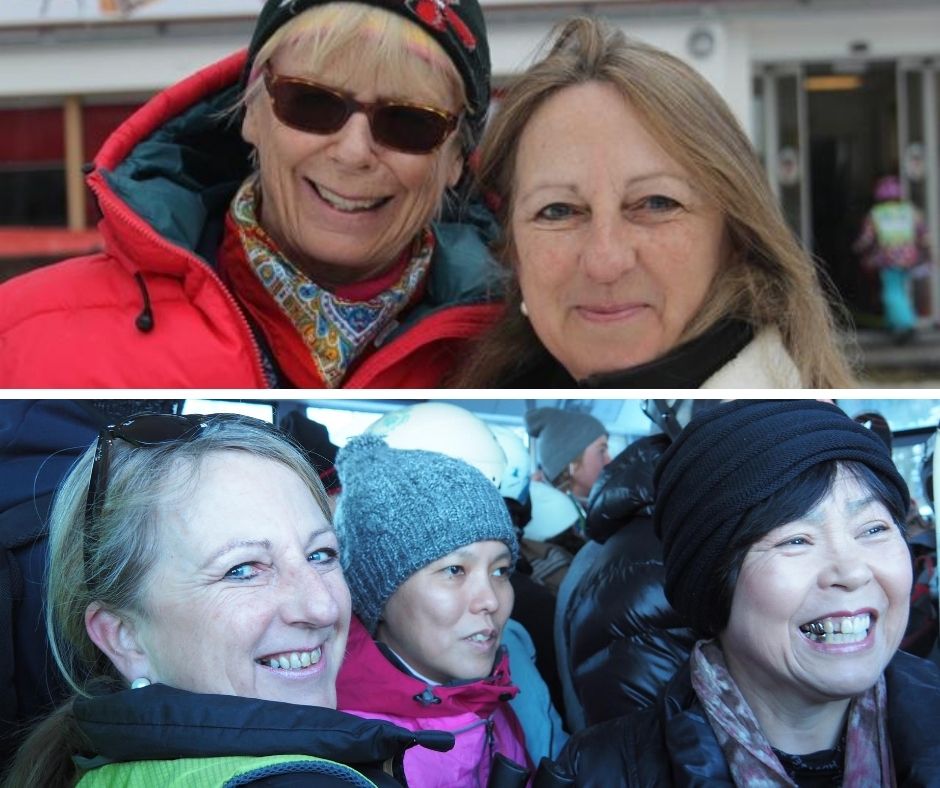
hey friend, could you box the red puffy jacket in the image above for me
[0,51,502,388]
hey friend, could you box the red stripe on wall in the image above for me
[83,103,141,160]
[0,107,64,163]
[0,102,142,165]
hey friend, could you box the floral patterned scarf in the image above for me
[231,176,433,387]
[690,639,895,787]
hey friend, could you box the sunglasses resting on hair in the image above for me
[82,413,231,590]
[263,64,460,155]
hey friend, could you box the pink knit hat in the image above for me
[875,175,902,201]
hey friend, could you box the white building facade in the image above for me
[3,0,939,319]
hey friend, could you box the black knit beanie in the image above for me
[653,399,909,634]
[244,0,490,146]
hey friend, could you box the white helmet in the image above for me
[526,480,581,540]
[490,425,531,502]
[364,402,506,487]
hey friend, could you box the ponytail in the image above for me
[2,697,86,788]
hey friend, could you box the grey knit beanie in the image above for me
[525,407,607,483]
[334,434,519,632]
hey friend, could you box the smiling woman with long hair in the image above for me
[453,18,855,388]
[3,414,448,788]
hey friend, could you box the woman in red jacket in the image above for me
[0,0,498,388]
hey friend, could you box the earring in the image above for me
[520,301,529,318]
[130,677,152,690]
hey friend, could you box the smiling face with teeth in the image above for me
[718,469,912,748]
[88,451,351,708]
[376,540,514,683]
[242,22,465,288]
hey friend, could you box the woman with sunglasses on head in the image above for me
[0,0,496,388]
[3,413,452,787]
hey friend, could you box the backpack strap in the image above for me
[641,400,685,441]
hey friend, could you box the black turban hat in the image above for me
[653,399,909,634]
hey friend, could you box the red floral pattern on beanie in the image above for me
[247,0,491,147]
[409,0,477,51]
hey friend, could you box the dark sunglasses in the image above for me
[82,413,210,587]
[263,63,459,155]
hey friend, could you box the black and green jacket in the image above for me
[72,683,453,787]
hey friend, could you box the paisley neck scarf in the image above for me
[232,176,433,387]
[690,639,895,787]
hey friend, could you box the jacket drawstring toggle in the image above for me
[413,687,442,706]
[133,272,155,332]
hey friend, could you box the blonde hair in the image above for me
[4,415,331,788]
[244,3,470,149]
[452,17,855,387]
[239,4,473,265]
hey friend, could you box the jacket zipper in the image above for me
[445,715,496,788]
[87,171,269,387]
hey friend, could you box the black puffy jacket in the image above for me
[555,650,940,787]
[555,434,696,731]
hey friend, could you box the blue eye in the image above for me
[443,565,465,577]
[536,203,576,221]
[774,536,808,548]
[225,563,258,580]
[308,547,338,564]
[642,195,681,211]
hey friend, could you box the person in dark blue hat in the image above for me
[553,399,940,787]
